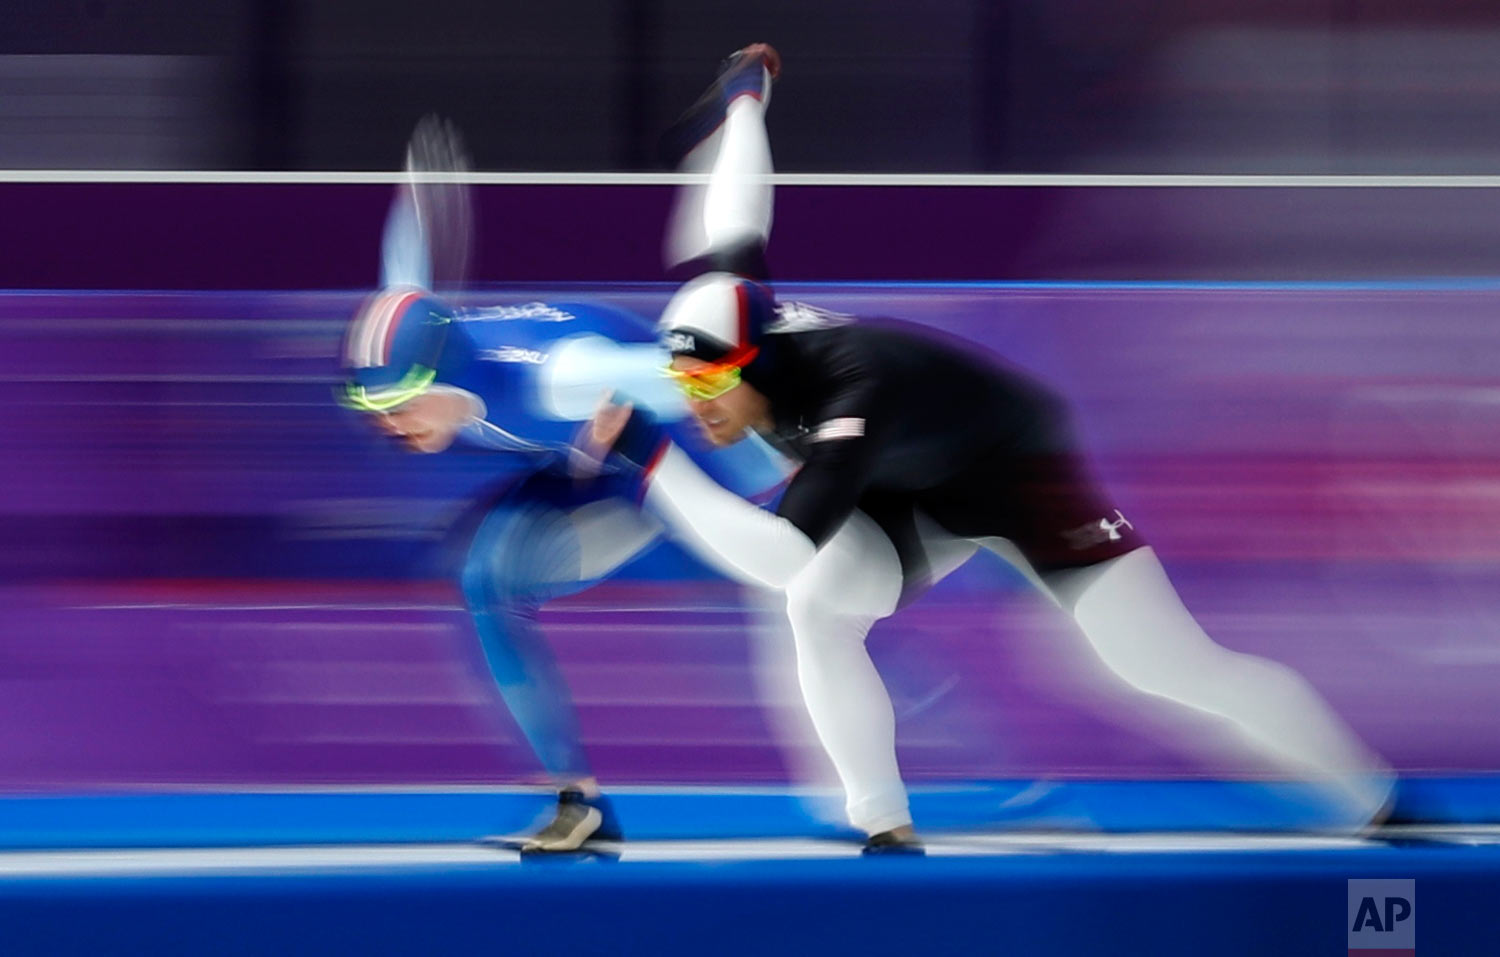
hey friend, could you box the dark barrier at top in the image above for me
[6,181,1500,289]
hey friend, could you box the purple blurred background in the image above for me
[3,273,1498,790]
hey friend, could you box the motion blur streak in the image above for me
[0,283,1496,794]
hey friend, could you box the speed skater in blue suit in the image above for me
[335,115,785,855]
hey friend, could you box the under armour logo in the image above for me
[1063,510,1134,549]
[1101,509,1133,540]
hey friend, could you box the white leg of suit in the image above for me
[743,584,846,818]
[781,513,981,835]
[782,511,910,834]
[570,497,664,581]
[664,92,773,271]
[786,508,1392,833]
[1045,546,1393,820]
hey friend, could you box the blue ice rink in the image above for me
[0,788,1497,956]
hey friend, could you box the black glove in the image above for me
[609,405,668,470]
[571,399,669,487]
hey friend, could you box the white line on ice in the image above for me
[0,828,1459,879]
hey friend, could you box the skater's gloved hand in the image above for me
[572,393,668,481]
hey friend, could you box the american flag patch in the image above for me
[810,417,865,442]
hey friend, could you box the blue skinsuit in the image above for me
[432,298,783,779]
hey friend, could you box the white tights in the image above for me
[782,519,1392,834]
[781,511,909,833]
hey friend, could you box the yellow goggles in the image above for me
[665,362,744,401]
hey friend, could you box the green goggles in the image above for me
[337,365,437,413]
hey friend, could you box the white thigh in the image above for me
[570,497,664,582]
[785,509,904,621]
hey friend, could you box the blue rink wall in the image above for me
[0,787,1496,956]
[0,806,1496,956]
[0,779,1498,849]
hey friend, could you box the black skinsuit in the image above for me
[747,317,1144,581]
